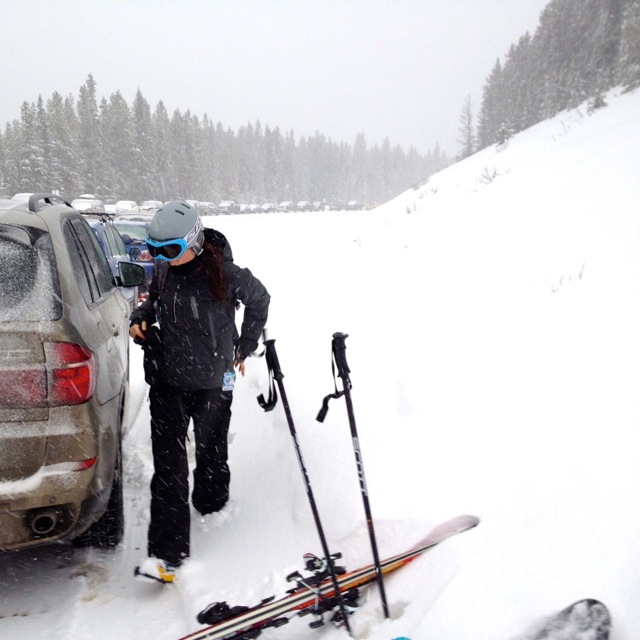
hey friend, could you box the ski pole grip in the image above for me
[331,332,350,379]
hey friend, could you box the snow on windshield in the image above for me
[0,231,62,321]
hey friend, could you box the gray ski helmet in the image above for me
[149,200,204,255]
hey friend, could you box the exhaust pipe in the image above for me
[28,507,62,535]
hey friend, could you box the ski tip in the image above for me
[533,598,611,640]
[437,514,480,533]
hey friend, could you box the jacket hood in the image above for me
[204,227,233,262]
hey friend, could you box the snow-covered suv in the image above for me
[0,193,144,551]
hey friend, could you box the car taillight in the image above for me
[0,342,96,408]
[45,342,96,406]
[73,457,97,471]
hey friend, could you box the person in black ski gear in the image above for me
[130,201,270,583]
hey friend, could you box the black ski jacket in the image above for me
[130,229,270,390]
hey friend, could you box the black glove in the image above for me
[236,337,257,360]
[141,326,164,386]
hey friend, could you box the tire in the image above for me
[73,430,124,549]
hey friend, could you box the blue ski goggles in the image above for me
[145,237,189,261]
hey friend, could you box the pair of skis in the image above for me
[179,515,480,640]
[178,546,611,640]
[176,332,479,639]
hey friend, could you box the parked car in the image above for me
[115,200,138,212]
[141,200,162,210]
[112,218,155,291]
[0,193,144,551]
[216,200,237,214]
[85,215,139,312]
[71,197,105,214]
[277,201,294,212]
[12,193,35,202]
[114,211,156,223]
[199,202,218,216]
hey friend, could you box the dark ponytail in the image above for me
[200,241,228,302]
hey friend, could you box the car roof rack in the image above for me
[28,193,72,213]
[82,211,119,225]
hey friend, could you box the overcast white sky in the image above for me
[3,0,549,156]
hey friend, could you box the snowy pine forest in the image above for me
[1,0,639,206]
[0,73,447,208]
[459,0,640,158]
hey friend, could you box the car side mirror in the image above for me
[117,262,145,287]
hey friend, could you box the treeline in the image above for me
[459,0,640,156]
[0,74,448,205]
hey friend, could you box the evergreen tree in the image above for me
[151,101,172,201]
[35,96,53,190]
[249,120,266,202]
[380,137,395,201]
[46,92,80,196]
[76,74,102,194]
[263,125,282,201]
[501,34,535,132]
[100,91,134,199]
[236,121,262,202]
[131,89,155,202]
[619,0,640,88]
[456,95,476,160]
[2,122,22,194]
[0,129,6,195]
[18,101,45,191]
[351,132,368,200]
[477,60,503,149]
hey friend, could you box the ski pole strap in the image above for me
[257,339,281,412]
[257,369,278,412]
[316,332,352,423]
[316,388,343,423]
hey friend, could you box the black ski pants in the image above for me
[147,384,233,565]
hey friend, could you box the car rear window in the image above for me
[0,225,63,321]
[113,223,148,242]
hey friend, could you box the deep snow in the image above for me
[1,86,639,640]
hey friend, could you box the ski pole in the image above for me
[317,331,390,619]
[257,335,352,633]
